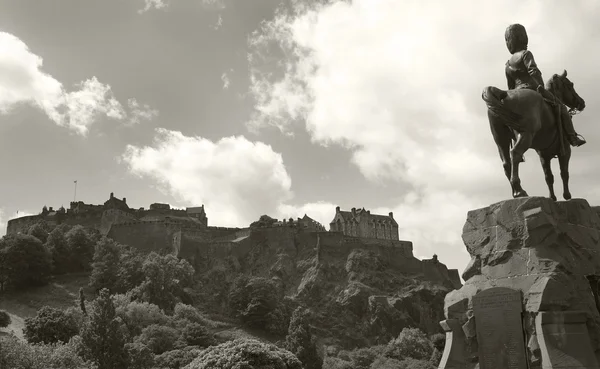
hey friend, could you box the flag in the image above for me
[74,180,77,184]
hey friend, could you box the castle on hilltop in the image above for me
[6,193,409,260]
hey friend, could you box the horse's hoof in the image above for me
[514,190,529,198]
[564,193,572,200]
[550,195,557,201]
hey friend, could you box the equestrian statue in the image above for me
[482,24,587,200]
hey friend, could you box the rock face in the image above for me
[190,227,461,348]
[441,197,600,368]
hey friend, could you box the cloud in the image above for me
[138,0,168,14]
[214,15,224,30]
[247,0,600,271]
[221,69,233,89]
[0,32,156,135]
[277,201,336,229]
[121,129,295,227]
[127,98,159,125]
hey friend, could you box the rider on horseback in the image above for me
[504,23,586,147]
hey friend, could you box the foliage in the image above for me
[115,300,169,337]
[89,237,122,292]
[249,214,278,228]
[0,233,52,290]
[45,224,72,275]
[394,358,435,369]
[346,346,386,369]
[28,221,51,244]
[173,303,205,325]
[384,328,433,361]
[228,275,283,332]
[24,306,79,344]
[135,323,180,355]
[185,338,303,369]
[133,252,195,312]
[285,307,323,369]
[65,225,96,272]
[0,310,11,327]
[80,288,128,369]
[322,357,353,369]
[116,245,146,293]
[182,322,215,348]
[126,342,155,369]
[155,347,203,369]
[370,356,404,369]
[429,333,445,366]
[0,334,94,369]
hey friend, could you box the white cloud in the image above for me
[0,32,156,135]
[214,15,224,30]
[221,72,230,90]
[247,0,600,271]
[138,0,167,14]
[277,201,336,229]
[121,129,295,227]
[127,98,159,125]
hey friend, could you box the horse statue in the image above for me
[481,70,586,200]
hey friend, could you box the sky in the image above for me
[1,0,600,274]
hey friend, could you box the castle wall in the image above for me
[107,221,174,254]
[100,209,138,235]
[6,215,48,235]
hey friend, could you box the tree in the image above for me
[0,310,11,327]
[228,276,281,330]
[80,288,128,369]
[45,224,72,275]
[134,252,195,312]
[23,306,79,344]
[285,308,323,369]
[0,234,52,290]
[186,338,303,369]
[250,214,278,228]
[125,342,154,369]
[65,225,95,272]
[384,328,433,361]
[116,245,145,293]
[89,238,121,292]
[182,322,215,347]
[27,221,51,244]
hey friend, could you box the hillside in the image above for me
[188,227,461,348]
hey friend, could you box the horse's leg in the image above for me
[489,113,515,195]
[539,153,557,201]
[558,148,573,200]
[510,132,533,198]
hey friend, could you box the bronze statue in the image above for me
[504,24,586,147]
[481,24,587,200]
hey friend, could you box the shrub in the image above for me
[323,357,353,369]
[0,334,94,369]
[116,300,169,337]
[385,328,433,361]
[155,346,203,369]
[185,338,303,369]
[126,342,154,369]
[285,308,322,369]
[173,303,204,324]
[24,306,79,344]
[182,322,215,348]
[0,310,11,327]
[228,276,281,331]
[136,324,180,355]
[0,233,52,290]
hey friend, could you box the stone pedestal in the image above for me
[438,319,469,369]
[536,311,600,369]
[439,197,600,369]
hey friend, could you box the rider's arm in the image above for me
[522,50,545,88]
[505,65,516,90]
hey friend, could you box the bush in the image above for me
[173,303,204,324]
[182,322,215,348]
[0,233,52,290]
[370,356,403,369]
[126,342,154,369]
[24,306,79,344]
[0,334,94,369]
[116,300,169,337]
[396,358,435,369]
[323,357,353,369]
[136,324,180,355]
[348,346,386,369]
[185,338,303,369]
[228,276,281,331]
[285,308,322,369]
[155,346,203,369]
[0,310,11,327]
[385,328,433,361]
[65,225,96,272]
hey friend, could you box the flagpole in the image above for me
[73,180,77,202]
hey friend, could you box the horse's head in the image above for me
[548,70,586,114]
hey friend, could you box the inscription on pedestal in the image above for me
[473,287,528,369]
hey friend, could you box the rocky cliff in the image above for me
[189,227,461,348]
[443,197,600,367]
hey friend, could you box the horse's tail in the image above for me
[481,86,523,131]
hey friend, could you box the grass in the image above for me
[0,272,91,339]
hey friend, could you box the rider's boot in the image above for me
[561,107,586,147]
